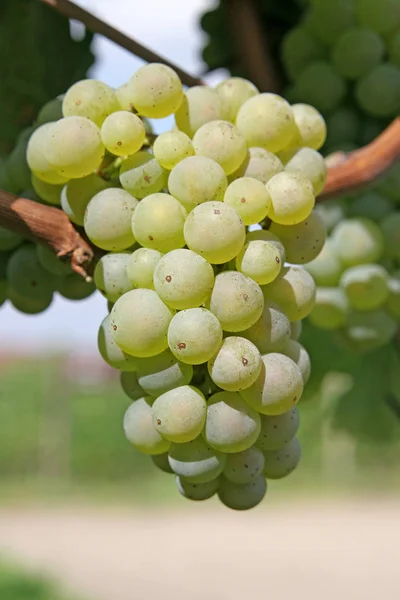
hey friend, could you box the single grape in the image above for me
[31,175,63,206]
[153,249,214,310]
[184,201,245,264]
[332,28,385,80]
[60,174,110,226]
[168,308,223,364]
[246,229,286,263]
[291,104,327,151]
[62,79,119,126]
[9,287,53,315]
[153,131,194,169]
[0,227,22,252]
[168,436,226,483]
[57,273,95,300]
[263,437,301,479]
[209,271,264,332]
[119,151,168,199]
[256,407,300,452]
[356,0,400,34]
[36,245,71,277]
[263,266,316,322]
[292,62,347,114]
[303,239,343,286]
[236,93,296,153]
[235,240,282,285]
[136,349,193,397]
[126,248,163,290]
[97,314,138,371]
[204,391,261,453]
[285,148,327,196]
[281,339,311,384]
[230,147,283,185]
[153,385,207,443]
[168,156,227,211]
[281,27,326,81]
[94,253,133,303]
[124,397,170,455]
[216,77,258,121]
[340,265,389,312]
[84,188,138,251]
[131,193,187,253]
[176,476,219,501]
[266,172,315,226]
[192,120,247,175]
[224,177,271,225]
[306,0,355,45]
[356,64,400,118]
[223,446,264,485]
[241,300,291,354]
[218,475,267,510]
[7,244,53,301]
[175,86,225,137]
[111,289,174,357]
[152,453,174,474]
[330,218,384,266]
[308,287,349,330]
[100,111,145,156]
[26,124,68,184]
[381,213,400,261]
[120,371,144,401]
[269,210,326,265]
[208,337,262,392]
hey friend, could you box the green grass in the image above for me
[0,560,80,600]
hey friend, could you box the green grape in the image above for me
[26,124,68,184]
[7,139,32,192]
[381,213,400,261]
[223,446,265,485]
[356,64,400,118]
[192,120,247,175]
[236,93,296,153]
[332,28,384,80]
[119,151,168,199]
[290,320,302,341]
[230,147,283,185]
[60,173,110,226]
[306,0,355,45]
[285,148,327,195]
[376,163,400,204]
[110,289,174,357]
[241,353,303,416]
[224,177,271,225]
[205,391,261,453]
[184,201,245,264]
[120,64,183,118]
[36,97,63,125]
[330,218,384,266]
[168,436,226,483]
[153,131,194,169]
[348,192,394,221]
[269,210,326,265]
[293,63,347,114]
[263,266,316,322]
[120,371,144,400]
[7,244,53,301]
[136,349,193,397]
[263,437,301,479]
[168,156,228,211]
[176,476,219,501]
[208,336,262,392]
[340,265,389,312]
[266,172,315,226]
[132,193,187,253]
[84,188,138,251]
[314,201,346,232]
[325,107,361,147]
[308,287,349,330]
[100,111,145,156]
[152,453,174,474]
[246,229,286,263]
[343,309,397,351]
[9,287,53,315]
[126,248,163,289]
[0,227,22,251]
[63,79,119,126]
[291,104,326,151]
[94,253,133,303]
[57,273,95,300]
[241,300,291,353]
[281,27,326,81]
[45,116,105,179]
[168,308,223,364]
[356,0,400,34]
[175,86,225,137]
[218,475,266,510]
[153,385,207,443]
[303,239,343,286]
[389,30,400,66]
[216,77,259,121]
[97,315,137,371]
[31,175,63,205]
[387,277,400,320]
[256,407,299,452]
[153,249,214,310]
[209,271,264,332]
[235,240,282,285]
[124,397,170,455]
[36,245,71,276]
[281,339,311,384]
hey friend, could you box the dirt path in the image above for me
[0,499,398,600]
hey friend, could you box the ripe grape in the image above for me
[218,475,267,510]
[266,171,315,226]
[124,397,170,455]
[153,131,194,169]
[168,437,226,483]
[340,264,389,311]
[100,111,145,156]
[231,147,283,184]
[152,385,207,443]
[216,77,258,121]
[291,104,327,151]
[176,476,220,501]
[285,148,327,195]
[223,447,265,485]
[97,315,138,371]
[241,300,291,354]
[263,437,301,479]
[63,79,119,126]
[330,218,384,266]
[175,86,225,137]
[281,339,311,384]
[208,336,262,392]
[136,349,193,397]
[303,239,343,286]
[235,240,282,285]
[246,229,286,263]
[263,266,316,322]
[94,253,133,303]
[308,287,349,330]
[31,175,63,206]
[224,177,271,225]
[60,174,110,226]
[120,371,144,401]
[269,210,326,265]
[168,308,222,364]
[26,124,68,184]
[119,151,168,198]
[168,156,227,211]
[256,407,300,452]
[192,120,247,175]
[126,248,163,290]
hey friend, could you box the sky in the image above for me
[1,0,225,353]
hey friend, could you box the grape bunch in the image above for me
[0,64,329,510]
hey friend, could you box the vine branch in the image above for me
[38,0,202,87]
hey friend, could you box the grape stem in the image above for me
[37,0,203,87]
[0,190,95,279]
[319,117,400,201]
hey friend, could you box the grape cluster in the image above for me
[1,63,329,510]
